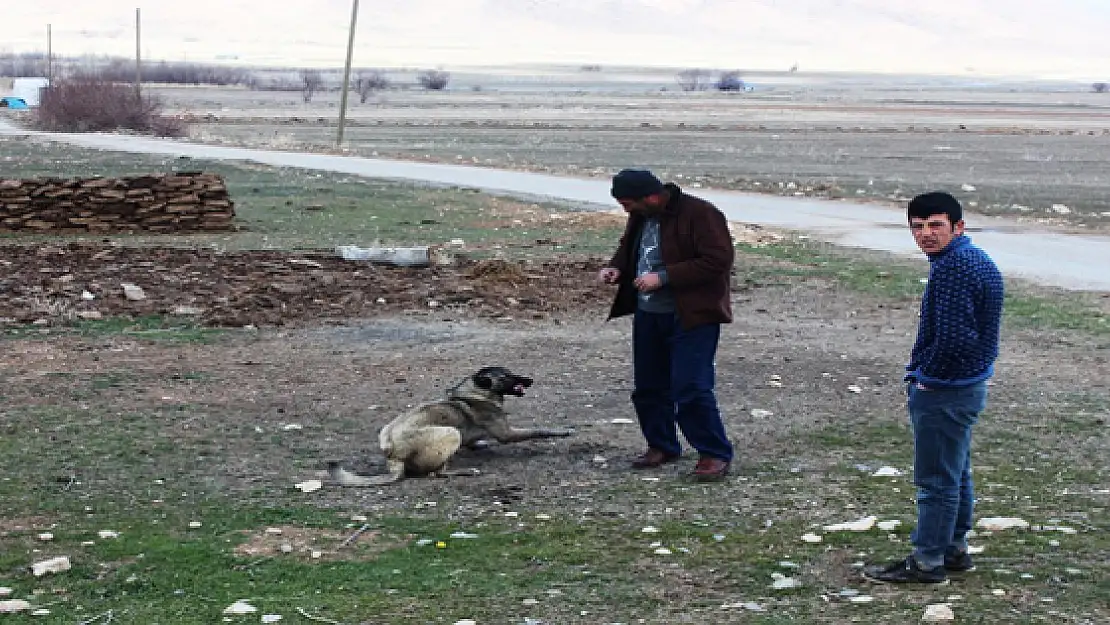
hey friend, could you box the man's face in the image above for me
[617,193,665,214]
[909,213,965,255]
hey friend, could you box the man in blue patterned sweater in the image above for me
[865,191,1005,584]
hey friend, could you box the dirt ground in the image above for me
[3,238,1106,516]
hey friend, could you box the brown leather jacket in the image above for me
[606,183,734,328]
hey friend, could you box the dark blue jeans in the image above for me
[631,309,733,462]
[908,381,988,569]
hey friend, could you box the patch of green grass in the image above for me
[0,136,623,259]
[2,315,225,343]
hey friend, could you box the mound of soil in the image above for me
[0,243,610,328]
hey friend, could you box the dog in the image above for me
[328,366,572,486]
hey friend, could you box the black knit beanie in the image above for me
[611,169,664,200]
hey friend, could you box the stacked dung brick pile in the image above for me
[0,172,235,233]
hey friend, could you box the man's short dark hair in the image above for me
[908,191,963,224]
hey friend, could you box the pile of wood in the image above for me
[0,172,235,233]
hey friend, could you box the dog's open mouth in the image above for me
[510,376,534,396]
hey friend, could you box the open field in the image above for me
[135,73,1110,233]
[1,132,1108,623]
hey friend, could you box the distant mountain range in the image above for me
[4,0,1109,79]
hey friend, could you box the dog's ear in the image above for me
[473,371,493,389]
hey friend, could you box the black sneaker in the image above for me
[863,556,948,584]
[944,551,975,573]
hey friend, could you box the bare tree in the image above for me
[715,70,746,92]
[417,69,450,91]
[354,70,389,103]
[300,69,324,102]
[675,68,711,92]
[1093,82,1109,93]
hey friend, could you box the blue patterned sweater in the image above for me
[906,235,1004,388]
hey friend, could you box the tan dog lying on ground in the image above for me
[328,366,572,486]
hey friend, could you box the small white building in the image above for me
[12,77,50,106]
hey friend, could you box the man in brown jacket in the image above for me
[597,169,734,481]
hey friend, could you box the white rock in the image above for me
[967,545,985,554]
[977,517,1029,531]
[448,239,466,247]
[311,550,322,559]
[37,532,53,541]
[847,385,863,394]
[873,466,904,477]
[592,455,608,464]
[823,516,878,532]
[188,521,203,528]
[610,418,635,425]
[265,528,283,535]
[1049,203,1072,215]
[450,532,479,539]
[31,608,51,616]
[0,588,12,597]
[295,480,323,493]
[992,589,1006,596]
[282,424,303,431]
[750,409,774,419]
[801,533,823,543]
[641,526,661,534]
[922,603,955,622]
[877,520,903,531]
[721,601,766,611]
[222,600,257,615]
[771,576,801,590]
[960,184,977,192]
[81,290,96,301]
[98,530,120,539]
[0,600,33,613]
[654,548,672,555]
[279,544,294,553]
[351,514,368,522]
[522,598,539,606]
[262,615,283,623]
[1037,525,1078,535]
[535,514,552,520]
[31,556,71,577]
[453,620,478,625]
[849,595,875,603]
[121,283,146,301]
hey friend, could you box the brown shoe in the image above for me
[692,456,730,482]
[631,448,681,469]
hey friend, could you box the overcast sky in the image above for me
[5,0,1110,78]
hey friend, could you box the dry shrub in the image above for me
[34,77,186,137]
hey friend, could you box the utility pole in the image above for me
[336,0,360,147]
[46,24,52,82]
[135,8,142,99]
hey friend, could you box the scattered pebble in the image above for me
[223,600,257,615]
[31,556,71,577]
[295,480,322,493]
[823,516,877,532]
[977,517,1029,531]
[873,466,904,477]
[923,603,955,622]
[0,600,32,613]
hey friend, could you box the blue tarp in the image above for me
[0,97,29,109]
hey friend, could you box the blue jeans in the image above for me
[631,309,733,462]
[908,381,987,569]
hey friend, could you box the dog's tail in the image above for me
[327,459,404,486]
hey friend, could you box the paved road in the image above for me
[3,120,1107,291]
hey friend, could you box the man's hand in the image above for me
[633,273,663,292]
[597,268,621,284]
